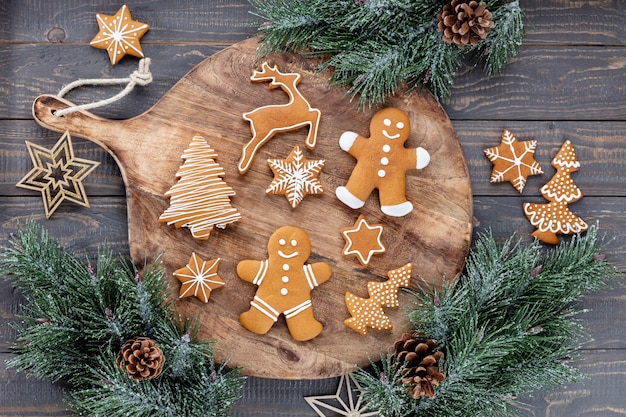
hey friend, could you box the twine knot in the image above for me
[54,58,153,117]
[129,58,153,86]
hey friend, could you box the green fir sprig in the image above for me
[0,221,245,417]
[250,0,526,107]
[354,226,619,417]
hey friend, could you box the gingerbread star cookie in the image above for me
[266,145,325,208]
[90,4,150,65]
[344,263,412,336]
[484,129,543,193]
[173,253,224,303]
[340,214,385,266]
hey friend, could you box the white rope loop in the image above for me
[54,58,152,117]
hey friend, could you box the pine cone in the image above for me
[116,337,165,381]
[392,333,445,399]
[437,0,494,47]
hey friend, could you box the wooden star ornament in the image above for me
[484,129,543,193]
[16,131,100,218]
[90,4,150,65]
[341,214,385,266]
[174,253,224,303]
[305,373,379,417]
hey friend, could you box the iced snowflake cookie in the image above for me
[340,214,385,266]
[335,108,430,217]
[484,129,543,193]
[237,226,332,341]
[266,145,325,208]
[344,263,412,335]
[239,62,322,174]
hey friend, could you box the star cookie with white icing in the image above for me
[90,4,150,65]
[340,214,385,266]
[174,253,224,303]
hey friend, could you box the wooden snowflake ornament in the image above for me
[90,4,150,65]
[173,253,224,303]
[266,144,325,208]
[484,129,543,193]
[16,131,100,218]
[344,263,412,335]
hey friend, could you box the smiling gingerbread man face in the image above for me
[372,107,411,144]
[268,226,311,265]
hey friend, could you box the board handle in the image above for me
[32,94,124,153]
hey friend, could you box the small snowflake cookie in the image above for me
[484,129,543,193]
[266,145,325,208]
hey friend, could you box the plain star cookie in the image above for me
[90,4,150,65]
[237,226,332,341]
[266,145,325,208]
[173,253,224,303]
[340,214,385,266]
[484,129,543,193]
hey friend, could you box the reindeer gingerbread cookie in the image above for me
[239,62,322,174]
[336,107,431,217]
[237,226,332,341]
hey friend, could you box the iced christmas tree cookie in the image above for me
[524,140,588,244]
[159,135,241,240]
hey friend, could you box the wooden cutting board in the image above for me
[32,36,472,379]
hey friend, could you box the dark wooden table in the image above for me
[1,1,625,416]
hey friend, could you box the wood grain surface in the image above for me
[30,36,472,378]
[1,0,625,415]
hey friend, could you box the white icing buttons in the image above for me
[378,169,386,178]
[382,144,391,153]
[281,288,288,296]
[380,157,389,165]
[282,264,289,271]
[282,276,289,283]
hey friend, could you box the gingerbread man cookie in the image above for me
[335,108,430,217]
[237,226,332,341]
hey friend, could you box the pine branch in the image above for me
[0,220,245,416]
[355,225,619,417]
[250,0,527,106]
